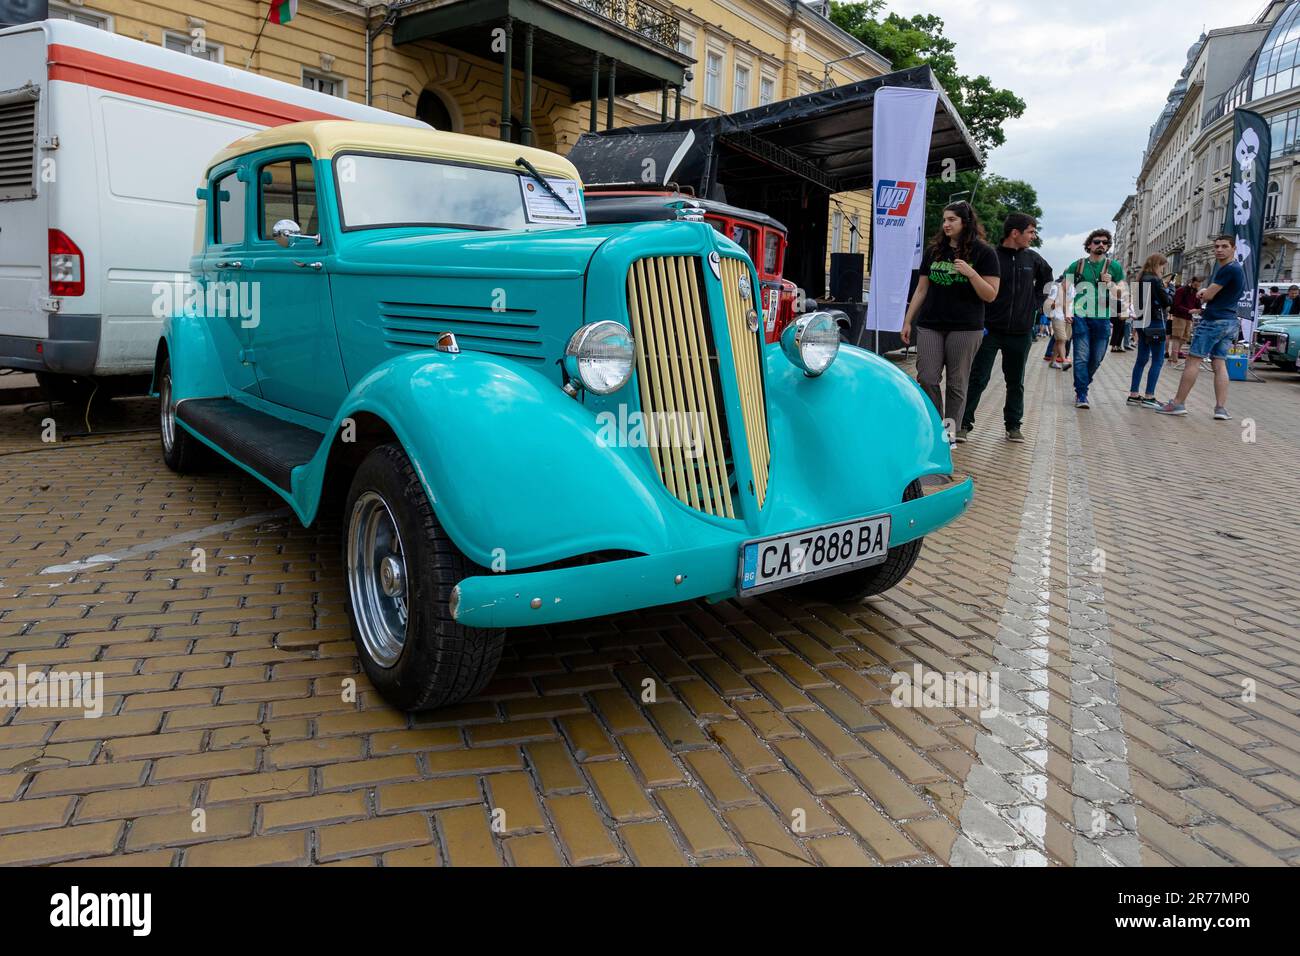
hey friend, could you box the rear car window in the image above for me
[213,172,246,245]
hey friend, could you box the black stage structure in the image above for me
[569,65,983,348]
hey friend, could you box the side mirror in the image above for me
[273,219,319,248]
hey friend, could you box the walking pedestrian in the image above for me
[960,213,1054,444]
[1169,276,1201,366]
[1063,229,1126,409]
[1157,236,1244,420]
[1127,254,1171,408]
[901,201,1001,442]
[1044,277,1072,368]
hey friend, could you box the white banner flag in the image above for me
[868,87,939,333]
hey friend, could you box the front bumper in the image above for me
[452,476,973,628]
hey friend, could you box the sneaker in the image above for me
[1125,395,1143,406]
[1156,402,1187,416]
[1214,406,1232,420]
[1049,360,1062,369]
[1075,399,1090,409]
[1060,361,1072,371]
[955,429,970,443]
[1006,428,1025,443]
[1141,397,1162,409]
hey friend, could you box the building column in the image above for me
[660,80,668,122]
[590,53,601,133]
[499,16,513,142]
[520,24,534,146]
[675,85,681,120]
[607,59,617,130]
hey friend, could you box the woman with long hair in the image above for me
[1128,253,1172,407]
[901,201,1001,441]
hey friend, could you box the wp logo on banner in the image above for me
[876,180,917,225]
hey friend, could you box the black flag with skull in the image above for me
[1224,109,1271,337]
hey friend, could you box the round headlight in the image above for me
[564,321,634,395]
[781,311,840,377]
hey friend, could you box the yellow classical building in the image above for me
[47,0,889,288]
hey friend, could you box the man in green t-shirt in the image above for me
[1062,229,1127,407]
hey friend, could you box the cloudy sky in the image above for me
[881,0,1258,271]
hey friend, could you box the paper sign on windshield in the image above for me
[520,176,585,225]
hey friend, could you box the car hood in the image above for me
[334,223,649,275]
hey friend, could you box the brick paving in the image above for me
[0,349,1297,866]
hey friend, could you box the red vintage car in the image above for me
[583,186,800,344]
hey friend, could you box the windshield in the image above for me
[334,153,583,231]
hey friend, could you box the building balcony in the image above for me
[572,0,680,49]
[1266,214,1300,232]
[392,0,690,101]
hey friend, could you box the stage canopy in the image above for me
[568,65,983,294]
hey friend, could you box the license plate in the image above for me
[738,516,891,594]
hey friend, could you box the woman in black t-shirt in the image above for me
[901,202,1001,442]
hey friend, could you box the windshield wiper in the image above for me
[515,156,575,216]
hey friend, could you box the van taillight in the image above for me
[49,230,85,297]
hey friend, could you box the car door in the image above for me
[202,161,260,397]
[244,148,348,420]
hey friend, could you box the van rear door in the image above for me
[0,26,50,359]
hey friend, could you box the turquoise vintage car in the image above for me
[157,121,973,710]
[1254,317,1300,371]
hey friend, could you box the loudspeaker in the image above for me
[830,253,865,302]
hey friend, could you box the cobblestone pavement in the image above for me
[0,349,1297,866]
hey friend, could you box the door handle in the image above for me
[293,260,323,270]
[216,260,243,269]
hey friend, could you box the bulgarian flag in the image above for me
[267,0,298,25]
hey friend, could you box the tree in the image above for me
[829,1,1025,155]
[829,3,1041,240]
[925,171,1044,247]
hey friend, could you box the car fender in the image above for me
[302,351,700,569]
[159,312,228,401]
[761,344,952,531]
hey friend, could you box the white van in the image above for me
[0,19,424,394]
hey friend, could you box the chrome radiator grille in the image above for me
[717,256,771,509]
[625,255,770,517]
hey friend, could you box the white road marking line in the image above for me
[39,509,292,575]
[1061,402,1141,867]
[951,366,1056,866]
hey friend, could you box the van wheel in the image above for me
[157,356,210,472]
[790,480,925,603]
[343,443,505,711]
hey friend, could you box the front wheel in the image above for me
[789,480,925,603]
[343,443,505,711]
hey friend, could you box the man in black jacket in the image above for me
[958,214,1054,443]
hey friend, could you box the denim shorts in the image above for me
[1189,317,1240,359]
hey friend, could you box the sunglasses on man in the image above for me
[1090,239,1111,247]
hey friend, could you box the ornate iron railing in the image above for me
[569,0,681,48]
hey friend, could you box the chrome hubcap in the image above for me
[347,491,408,668]
[160,372,175,454]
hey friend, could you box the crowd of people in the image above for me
[900,202,1251,443]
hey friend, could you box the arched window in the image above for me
[1268,180,1282,222]
[416,89,456,131]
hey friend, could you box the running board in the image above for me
[176,398,324,492]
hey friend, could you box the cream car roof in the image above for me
[205,120,581,181]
